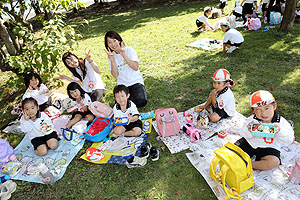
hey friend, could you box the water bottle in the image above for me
[140,112,155,120]
[0,175,11,184]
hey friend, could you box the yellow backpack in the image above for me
[209,142,255,200]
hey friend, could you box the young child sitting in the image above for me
[219,0,227,14]
[20,98,59,156]
[235,90,294,170]
[196,7,214,32]
[194,69,236,122]
[220,21,244,53]
[112,85,142,137]
[65,82,94,129]
[230,2,243,20]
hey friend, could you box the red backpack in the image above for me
[155,108,180,138]
[85,117,113,142]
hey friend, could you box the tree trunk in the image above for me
[0,19,17,56]
[30,0,41,15]
[280,0,297,31]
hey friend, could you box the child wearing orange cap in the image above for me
[195,69,236,122]
[235,90,294,170]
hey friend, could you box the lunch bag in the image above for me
[155,108,180,138]
[209,142,255,200]
[85,116,113,142]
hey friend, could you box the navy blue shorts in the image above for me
[31,131,59,150]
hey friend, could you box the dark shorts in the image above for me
[219,2,226,9]
[224,41,243,47]
[243,3,254,15]
[234,137,281,163]
[212,107,229,119]
[31,131,59,150]
[233,11,243,18]
[71,109,93,120]
[122,120,142,133]
[39,97,52,111]
[127,83,147,108]
[88,89,106,102]
[196,19,204,28]
[262,3,268,12]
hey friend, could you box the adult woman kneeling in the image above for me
[104,31,147,108]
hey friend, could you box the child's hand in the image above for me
[79,98,84,106]
[119,41,125,56]
[85,49,93,63]
[56,74,67,80]
[247,122,253,132]
[274,124,280,135]
[104,48,114,62]
[24,112,30,121]
[28,85,33,91]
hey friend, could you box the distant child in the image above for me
[220,21,244,53]
[23,71,52,112]
[65,82,94,129]
[230,2,243,20]
[196,7,214,32]
[113,85,142,137]
[235,90,294,170]
[20,97,59,156]
[241,0,258,25]
[220,0,227,14]
[261,0,270,21]
[194,69,236,122]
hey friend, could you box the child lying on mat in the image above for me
[196,7,214,32]
[235,90,294,170]
[112,84,142,137]
[194,68,236,122]
[20,97,59,156]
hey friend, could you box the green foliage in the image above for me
[41,0,86,13]
[6,17,82,88]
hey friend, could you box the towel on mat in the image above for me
[81,132,148,165]
[186,38,223,51]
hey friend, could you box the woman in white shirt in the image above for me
[104,31,147,108]
[59,50,106,102]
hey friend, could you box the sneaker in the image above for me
[150,147,159,161]
[140,142,152,158]
[227,46,237,53]
[126,156,147,168]
[0,180,17,200]
[196,29,203,33]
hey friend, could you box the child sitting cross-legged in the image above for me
[235,90,294,170]
[220,20,244,53]
[194,69,236,122]
[113,85,142,137]
[20,97,59,156]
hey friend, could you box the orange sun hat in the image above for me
[250,90,275,107]
[212,69,236,87]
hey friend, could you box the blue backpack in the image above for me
[85,116,113,142]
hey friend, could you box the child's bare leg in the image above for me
[66,114,82,129]
[113,126,126,135]
[252,155,280,170]
[47,138,58,150]
[35,144,48,156]
[84,114,95,122]
[124,127,142,137]
[209,112,221,122]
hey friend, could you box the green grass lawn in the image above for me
[1,0,300,199]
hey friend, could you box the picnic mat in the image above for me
[186,134,300,200]
[80,132,148,165]
[0,134,85,185]
[152,106,246,154]
[186,38,223,51]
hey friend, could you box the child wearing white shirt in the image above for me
[21,98,59,156]
[220,21,244,53]
[196,7,214,32]
[112,85,142,137]
[65,82,94,129]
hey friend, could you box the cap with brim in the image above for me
[204,6,211,12]
[211,68,236,87]
[220,20,230,26]
[250,90,275,107]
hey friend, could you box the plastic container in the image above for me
[140,112,155,120]
[251,123,275,138]
[114,117,129,126]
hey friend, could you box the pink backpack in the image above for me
[89,101,113,118]
[248,18,261,31]
[155,108,180,138]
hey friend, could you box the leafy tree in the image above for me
[0,0,85,88]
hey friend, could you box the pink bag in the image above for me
[0,139,16,167]
[155,108,180,138]
[89,101,113,118]
[248,18,261,31]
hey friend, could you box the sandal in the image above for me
[0,180,17,200]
